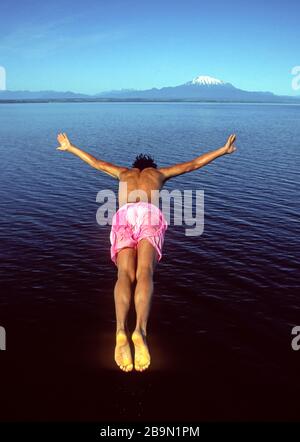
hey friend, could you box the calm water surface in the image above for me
[0,102,299,420]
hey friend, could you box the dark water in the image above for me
[0,102,299,421]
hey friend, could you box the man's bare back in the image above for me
[118,168,164,206]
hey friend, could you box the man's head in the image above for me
[132,154,157,171]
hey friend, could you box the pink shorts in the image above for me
[110,202,168,265]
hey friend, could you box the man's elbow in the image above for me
[94,159,107,171]
[191,161,203,171]
[185,162,199,173]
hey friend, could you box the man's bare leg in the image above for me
[114,247,136,372]
[132,239,157,371]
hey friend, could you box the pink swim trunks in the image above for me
[110,202,168,265]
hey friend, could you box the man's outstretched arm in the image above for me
[159,134,237,181]
[56,133,127,179]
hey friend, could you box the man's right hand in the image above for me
[223,134,237,154]
[57,133,72,151]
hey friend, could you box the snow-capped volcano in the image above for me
[187,75,225,86]
[93,75,281,101]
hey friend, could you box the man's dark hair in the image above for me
[132,154,157,170]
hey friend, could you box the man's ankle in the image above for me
[134,327,147,337]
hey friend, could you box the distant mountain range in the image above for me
[1,75,299,102]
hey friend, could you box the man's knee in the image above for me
[117,267,136,284]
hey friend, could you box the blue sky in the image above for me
[0,0,299,95]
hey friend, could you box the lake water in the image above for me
[0,102,299,421]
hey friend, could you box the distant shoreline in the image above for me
[0,98,300,104]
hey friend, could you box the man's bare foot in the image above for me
[115,330,133,372]
[132,330,151,372]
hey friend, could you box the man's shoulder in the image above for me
[119,167,131,177]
